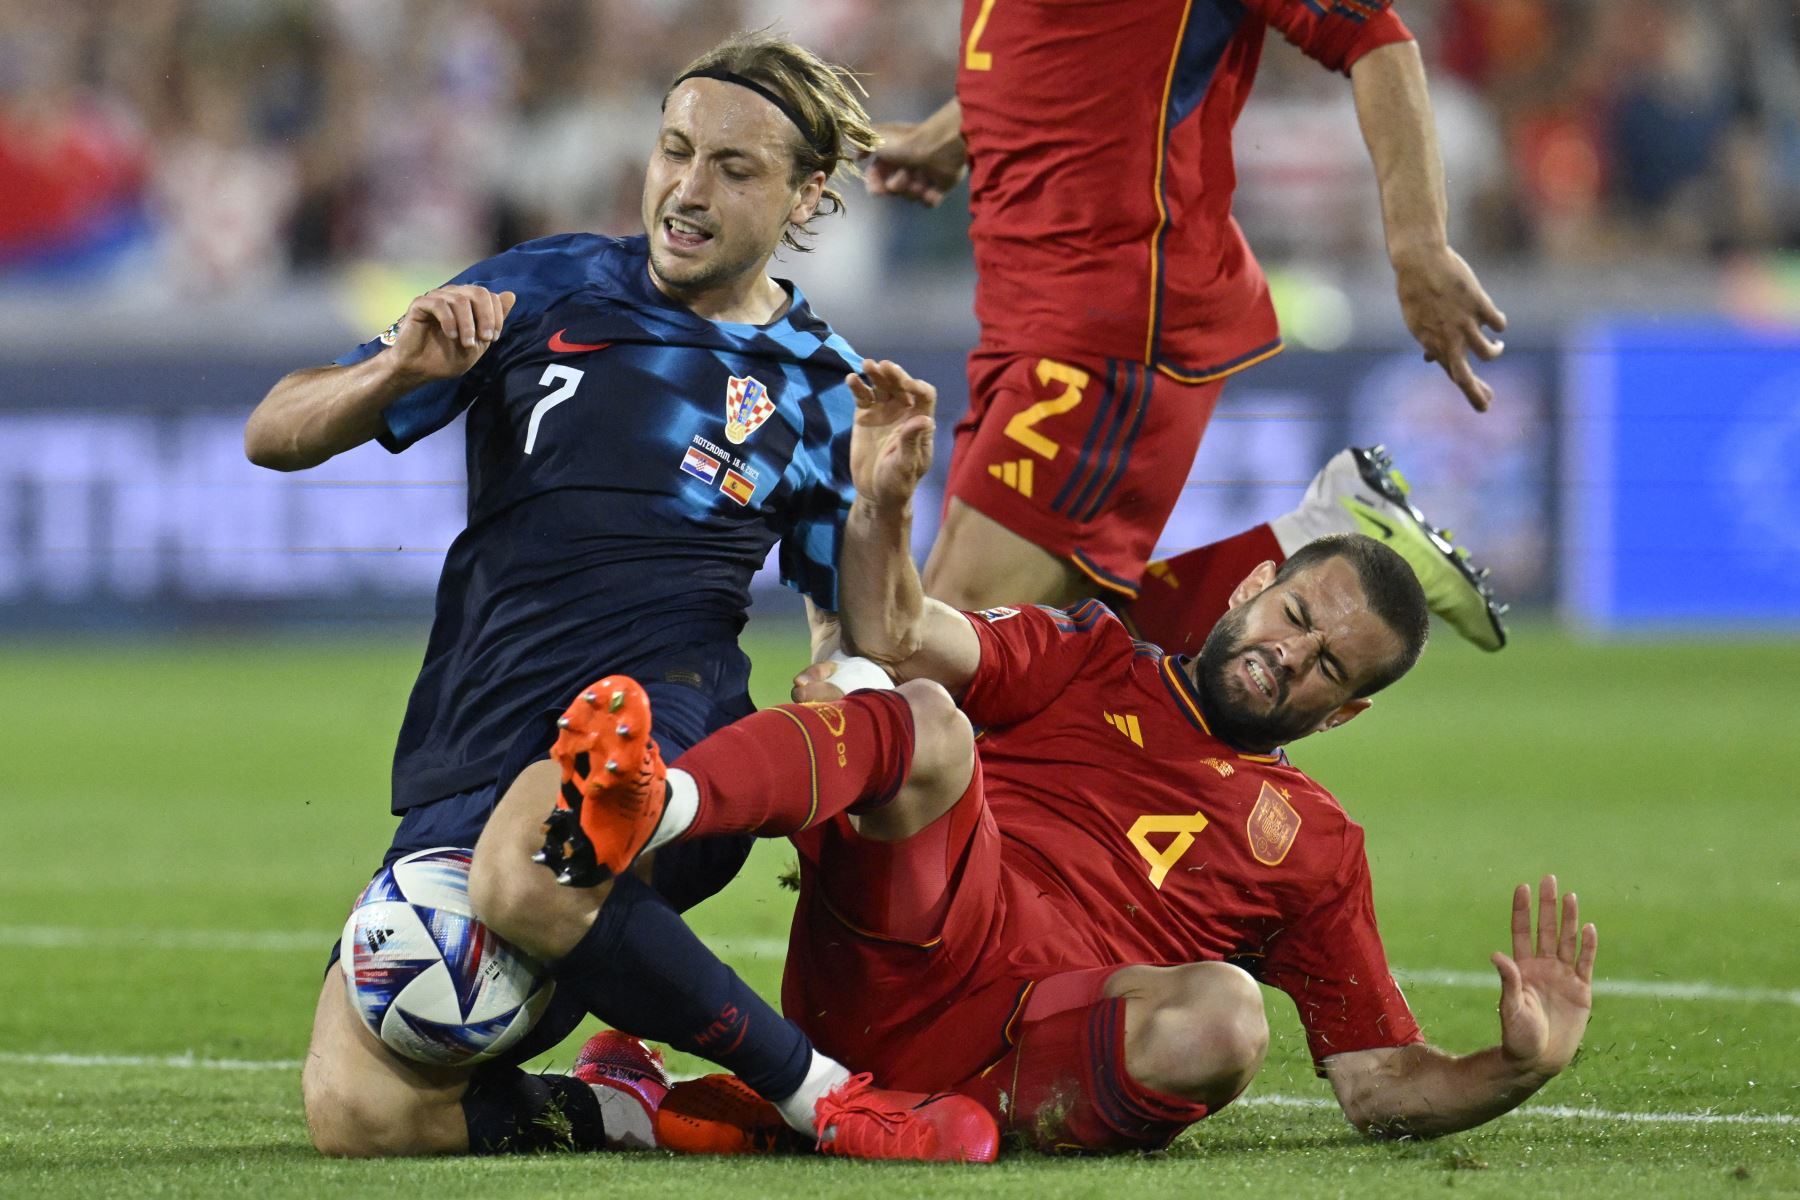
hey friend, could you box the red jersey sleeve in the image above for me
[1243,0,1414,75]
[956,600,1119,728]
[1258,822,1423,1068]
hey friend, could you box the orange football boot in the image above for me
[656,1074,805,1156]
[534,675,666,888]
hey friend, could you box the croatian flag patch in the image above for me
[681,446,721,484]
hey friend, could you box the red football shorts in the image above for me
[944,350,1225,599]
[781,764,1212,1153]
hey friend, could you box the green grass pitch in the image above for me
[1,619,1796,1197]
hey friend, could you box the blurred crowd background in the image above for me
[7,0,1800,295]
[3,0,1798,634]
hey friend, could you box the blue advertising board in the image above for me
[1563,321,1800,630]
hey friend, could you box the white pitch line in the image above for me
[3,1051,1791,1128]
[0,926,323,952]
[0,1051,301,1072]
[1393,967,1800,1008]
[1234,1094,1798,1128]
[8,926,1798,1009]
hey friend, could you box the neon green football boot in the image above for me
[1272,446,1509,651]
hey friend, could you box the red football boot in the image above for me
[534,675,667,887]
[813,1073,1000,1164]
[569,1030,670,1151]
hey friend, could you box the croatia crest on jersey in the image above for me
[724,375,775,444]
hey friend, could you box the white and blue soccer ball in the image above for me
[341,847,555,1065]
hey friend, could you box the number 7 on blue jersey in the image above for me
[524,365,584,455]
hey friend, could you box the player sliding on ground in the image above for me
[530,374,1597,1151]
[251,31,995,1163]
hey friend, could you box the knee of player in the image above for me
[1181,962,1268,1075]
[1136,963,1268,1100]
[896,679,974,782]
[469,839,610,961]
[303,1068,436,1158]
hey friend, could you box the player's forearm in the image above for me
[1333,1043,1554,1139]
[1350,40,1448,262]
[244,356,421,471]
[840,497,929,668]
[917,98,964,152]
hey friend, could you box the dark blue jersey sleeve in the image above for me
[774,390,854,612]
[332,235,601,453]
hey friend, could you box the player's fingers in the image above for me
[797,660,837,682]
[441,293,478,348]
[791,678,847,704]
[1491,951,1521,1002]
[1476,289,1507,333]
[1577,923,1598,983]
[867,360,914,399]
[478,290,504,342]
[1536,875,1558,959]
[846,372,876,406]
[417,295,461,343]
[497,290,517,320]
[1558,892,1580,964]
[1445,354,1492,413]
[1464,321,1505,362]
[1510,883,1531,961]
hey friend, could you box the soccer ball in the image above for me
[341,847,555,1065]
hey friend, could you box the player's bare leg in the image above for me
[1105,962,1269,1107]
[923,499,1091,610]
[302,972,472,1156]
[469,759,618,960]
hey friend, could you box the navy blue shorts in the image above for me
[332,678,757,1069]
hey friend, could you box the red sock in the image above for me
[679,691,915,840]
[1125,523,1284,656]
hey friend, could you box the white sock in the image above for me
[826,651,895,692]
[644,768,699,854]
[772,1050,852,1136]
[588,1080,658,1151]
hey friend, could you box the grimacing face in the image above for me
[641,78,824,304]
[1193,556,1405,753]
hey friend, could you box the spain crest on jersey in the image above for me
[724,374,775,444]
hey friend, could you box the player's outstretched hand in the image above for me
[1492,874,1596,1080]
[866,121,968,208]
[387,284,517,384]
[848,358,937,510]
[1391,243,1505,412]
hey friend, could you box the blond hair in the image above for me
[669,31,878,252]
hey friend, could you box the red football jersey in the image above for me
[961,600,1423,1066]
[957,0,1412,382]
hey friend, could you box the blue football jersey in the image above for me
[335,234,860,812]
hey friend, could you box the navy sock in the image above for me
[461,1065,607,1154]
[554,871,812,1101]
